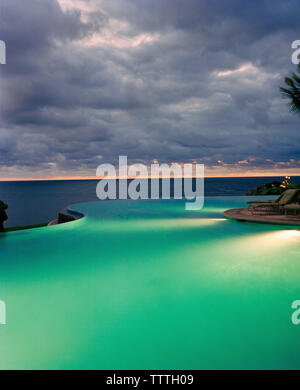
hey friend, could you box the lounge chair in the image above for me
[284,204,300,216]
[284,195,300,216]
[247,194,282,207]
[249,189,300,215]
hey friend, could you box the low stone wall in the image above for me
[58,211,77,224]
[58,208,85,224]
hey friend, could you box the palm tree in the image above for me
[280,63,300,115]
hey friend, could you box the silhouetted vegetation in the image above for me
[280,63,300,115]
[248,180,300,195]
[0,201,8,233]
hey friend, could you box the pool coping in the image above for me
[224,207,300,227]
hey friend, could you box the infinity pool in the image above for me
[1,197,300,369]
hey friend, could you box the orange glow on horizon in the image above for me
[1,172,300,181]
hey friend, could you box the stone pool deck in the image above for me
[224,208,300,227]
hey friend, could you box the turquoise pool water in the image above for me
[1,197,300,369]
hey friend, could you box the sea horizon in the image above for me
[1,176,299,228]
[1,174,300,182]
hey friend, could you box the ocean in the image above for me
[0,176,299,228]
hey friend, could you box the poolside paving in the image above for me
[224,207,300,226]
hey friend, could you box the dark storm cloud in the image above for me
[0,0,299,177]
[104,0,299,37]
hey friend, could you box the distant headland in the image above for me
[247,177,300,195]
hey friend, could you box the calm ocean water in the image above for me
[0,176,300,227]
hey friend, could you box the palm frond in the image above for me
[280,64,300,115]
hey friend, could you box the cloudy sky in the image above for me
[0,0,299,179]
